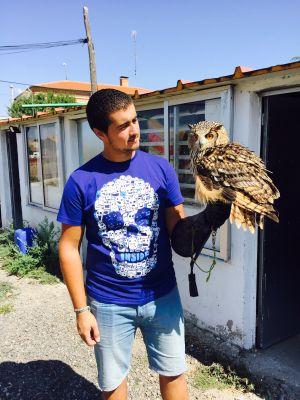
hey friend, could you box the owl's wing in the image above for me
[195,142,280,220]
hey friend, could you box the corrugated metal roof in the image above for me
[133,62,300,100]
[1,61,300,128]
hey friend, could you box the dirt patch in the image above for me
[0,268,262,399]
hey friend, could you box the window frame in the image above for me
[24,118,65,212]
[137,102,168,159]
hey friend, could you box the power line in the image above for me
[0,79,32,86]
[0,38,87,56]
[0,38,87,50]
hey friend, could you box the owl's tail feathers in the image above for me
[266,210,279,223]
[229,204,278,233]
[254,209,278,229]
[229,204,255,234]
[234,192,280,224]
[256,214,264,230]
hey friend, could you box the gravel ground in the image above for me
[0,269,263,400]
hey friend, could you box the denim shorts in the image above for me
[87,285,187,392]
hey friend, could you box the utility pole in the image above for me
[83,6,97,94]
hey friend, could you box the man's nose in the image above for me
[129,122,139,135]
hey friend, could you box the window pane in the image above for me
[26,126,43,204]
[78,119,104,164]
[169,99,220,202]
[40,123,61,209]
[137,109,164,156]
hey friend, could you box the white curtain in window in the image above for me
[26,126,43,204]
[40,123,61,209]
[78,119,104,164]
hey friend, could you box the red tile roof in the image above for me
[31,80,152,95]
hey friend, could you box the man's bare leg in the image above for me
[102,377,127,400]
[159,374,189,400]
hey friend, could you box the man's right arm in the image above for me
[58,224,100,346]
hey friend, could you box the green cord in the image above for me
[193,229,217,282]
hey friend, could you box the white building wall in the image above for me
[2,68,299,349]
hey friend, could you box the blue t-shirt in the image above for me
[57,150,184,305]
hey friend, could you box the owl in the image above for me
[188,121,280,233]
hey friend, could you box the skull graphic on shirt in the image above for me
[94,175,160,278]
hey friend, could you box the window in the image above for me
[26,126,43,204]
[137,108,165,156]
[26,122,63,209]
[169,99,221,202]
[77,119,104,164]
[168,98,226,257]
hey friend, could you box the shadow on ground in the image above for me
[0,360,101,399]
[185,330,300,400]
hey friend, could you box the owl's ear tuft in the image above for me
[215,124,224,130]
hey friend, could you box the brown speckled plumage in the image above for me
[188,121,280,233]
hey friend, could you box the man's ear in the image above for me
[93,128,107,142]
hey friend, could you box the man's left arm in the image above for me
[165,203,186,237]
[163,160,230,257]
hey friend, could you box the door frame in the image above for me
[6,130,23,229]
[256,88,300,348]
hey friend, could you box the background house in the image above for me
[0,61,299,353]
[16,76,152,104]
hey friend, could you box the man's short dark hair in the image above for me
[86,89,133,133]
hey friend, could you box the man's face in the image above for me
[97,103,140,154]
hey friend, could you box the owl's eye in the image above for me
[205,133,214,140]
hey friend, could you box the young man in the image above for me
[57,89,229,400]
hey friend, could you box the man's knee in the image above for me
[101,377,127,400]
[159,373,185,383]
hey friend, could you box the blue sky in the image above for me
[1,0,299,116]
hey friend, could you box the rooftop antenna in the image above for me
[9,85,14,104]
[131,30,137,79]
[62,62,68,80]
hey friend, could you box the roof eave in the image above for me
[133,61,300,101]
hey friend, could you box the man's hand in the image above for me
[76,311,100,346]
[171,201,231,257]
[204,201,231,231]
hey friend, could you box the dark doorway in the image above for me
[257,92,300,349]
[6,131,23,229]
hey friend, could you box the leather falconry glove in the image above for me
[171,201,231,258]
[171,201,231,297]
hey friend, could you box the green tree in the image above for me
[8,91,76,118]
